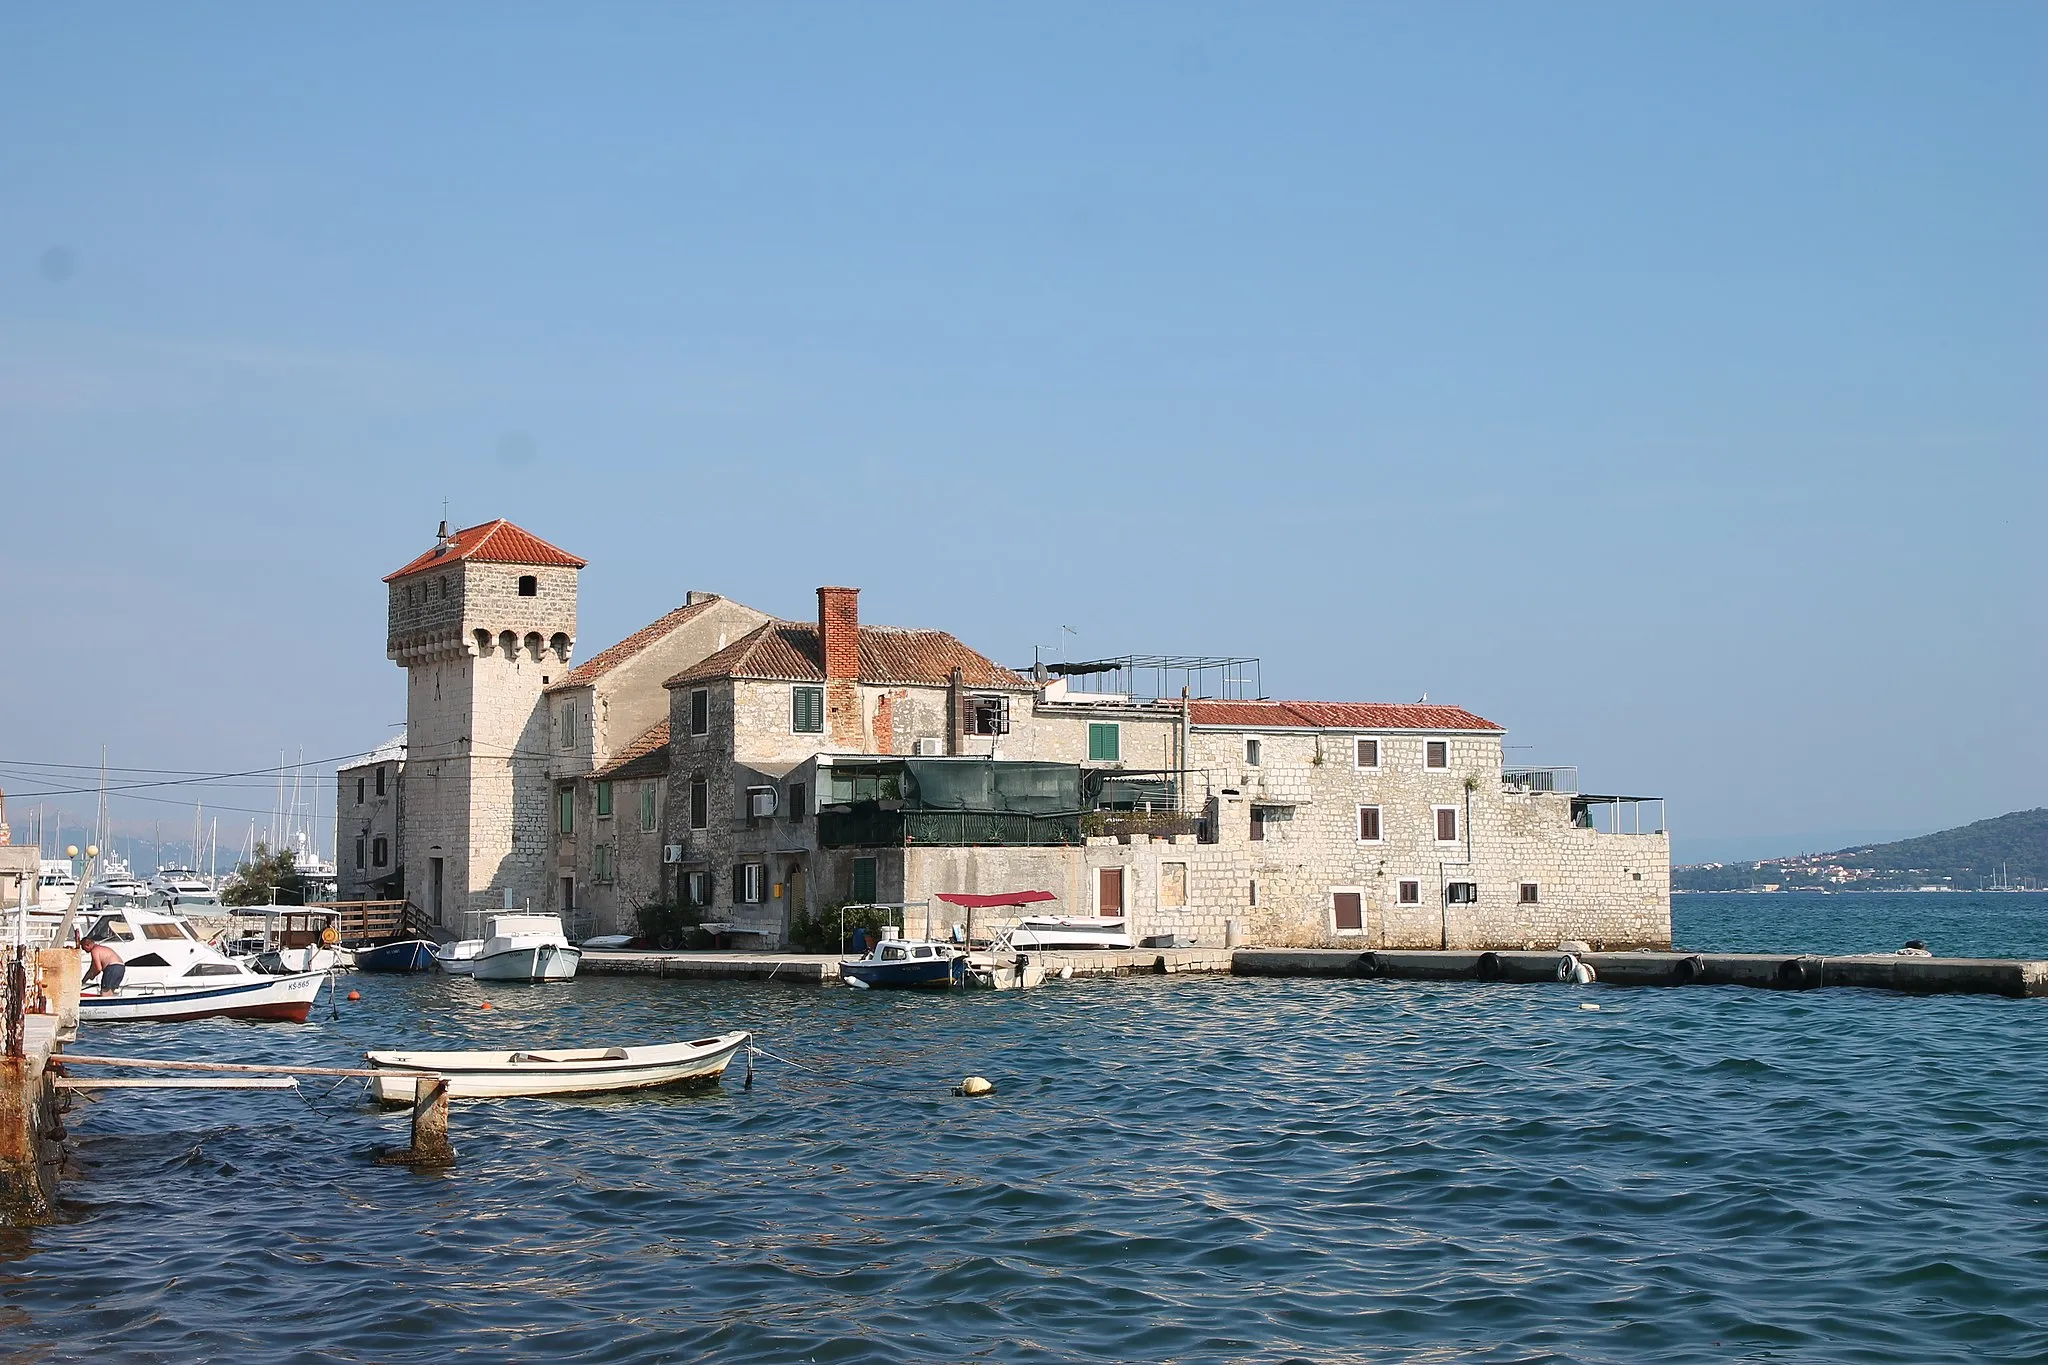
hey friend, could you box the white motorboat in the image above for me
[234,906,346,974]
[36,860,80,911]
[1006,914,1133,950]
[75,906,328,1023]
[960,949,1049,990]
[148,867,221,910]
[365,1031,750,1102]
[470,913,581,982]
[89,857,153,908]
[435,938,483,974]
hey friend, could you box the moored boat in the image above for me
[74,906,329,1023]
[1006,914,1132,950]
[470,913,581,982]
[435,938,483,974]
[364,1031,751,1102]
[354,938,440,973]
[840,936,963,989]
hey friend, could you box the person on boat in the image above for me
[80,937,127,995]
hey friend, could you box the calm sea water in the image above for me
[5,893,2045,1364]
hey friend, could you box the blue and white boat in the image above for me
[354,938,440,973]
[840,937,964,990]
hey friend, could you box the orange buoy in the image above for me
[346,989,361,1002]
[479,1001,493,1010]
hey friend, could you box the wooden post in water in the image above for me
[380,1072,453,1167]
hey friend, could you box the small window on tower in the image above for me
[518,575,538,597]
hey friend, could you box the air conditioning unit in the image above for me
[913,737,945,757]
[663,844,684,865]
[747,787,779,818]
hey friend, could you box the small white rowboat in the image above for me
[364,1030,751,1103]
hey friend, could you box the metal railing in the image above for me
[1502,766,1579,793]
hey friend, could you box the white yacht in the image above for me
[148,867,222,910]
[470,913,581,982]
[89,856,153,908]
[36,860,80,912]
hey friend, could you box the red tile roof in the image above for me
[591,720,671,781]
[1188,700,1504,732]
[544,597,727,694]
[384,519,587,582]
[666,621,1031,690]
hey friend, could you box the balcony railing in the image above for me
[1503,766,1579,793]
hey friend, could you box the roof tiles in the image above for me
[384,519,587,582]
[1188,700,1503,732]
[667,621,1030,690]
[545,597,725,694]
[591,720,671,781]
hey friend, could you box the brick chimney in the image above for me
[818,587,860,681]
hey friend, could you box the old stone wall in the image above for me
[334,759,403,902]
[562,772,669,937]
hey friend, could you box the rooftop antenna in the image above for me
[1059,625,1077,661]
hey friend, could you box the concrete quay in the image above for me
[1232,948,2048,997]
[3,950,81,1226]
[580,946,1236,983]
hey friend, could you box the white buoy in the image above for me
[1580,1002,1601,1011]
[957,1075,994,1097]
[1058,964,1074,981]
[845,975,870,990]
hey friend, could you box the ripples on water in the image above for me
[6,902,2046,1363]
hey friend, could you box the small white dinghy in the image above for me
[364,1031,751,1103]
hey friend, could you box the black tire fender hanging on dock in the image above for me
[1675,954,1709,984]
[1474,951,1503,981]
[1353,951,1381,978]
[1777,956,1819,989]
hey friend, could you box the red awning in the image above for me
[934,890,1057,909]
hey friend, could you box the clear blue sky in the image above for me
[2,3,2041,864]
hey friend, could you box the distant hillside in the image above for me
[1677,808,2047,892]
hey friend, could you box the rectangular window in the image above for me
[356,777,365,805]
[562,704,578,750]
[596,780,613,818]
[1426,740,1448,769]
[1097,867,1124,916]
[1520,882,1540,904]
[561,877,576,911]
[684,870,710,907]
[1357,805,1382,842]
[1087,722,1121,762]
[1435,806,1459,842]
[1354,738,1378,770]
[1398,878,1421,905]
[1244,737,1262,767]
[518,574,537,597]
[1249,878,1259,907]
[354,836,366,870]
[967,695,1011,736]
[1447,881,1478,904]
[690,688,710,737]
[1250,808,1266,842]
[639,784,658,833]
[1333,891,1363,933]
[791,684,824,734]
[1160,862,1188,909]
[787,782,805,823]
[733,863,764,904]
[372,837,388,869]
[594,845,613,883]
[558,786,574,835]
[851,857,877,904]
[689,779,709,830]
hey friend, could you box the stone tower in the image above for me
[385,519,585,925]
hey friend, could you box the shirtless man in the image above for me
[80,937,126,995]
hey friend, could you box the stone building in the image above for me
[383,519,584,924]
[334,733,406,902]
[367,517,1669,947]
[540,592,770,933]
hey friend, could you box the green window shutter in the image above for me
[1088,723,1120,762]
[641,784,657,831]
[558,788,574,835]
[852,857,877,903]
[596,781,612,817]
[792,685,823,733]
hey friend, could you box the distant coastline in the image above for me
[1675,808,2045,894]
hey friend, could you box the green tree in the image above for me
[220,842,305,907]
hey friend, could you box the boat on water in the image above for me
[148,867,222,910]
[470,913,581,982]
[35,860,80,911]
[936,890,1059,989]
[435,938,483,974]
[88,857,154,908]
[364,1031,751,1102]
[75,906,328,1023]
[840,935,964,989]
[1007,915,1133,950]
[354,938,440,973]
[235,906,347,973]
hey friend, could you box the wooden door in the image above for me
[1334,891,1363,932]
[1098,867,1124,917]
